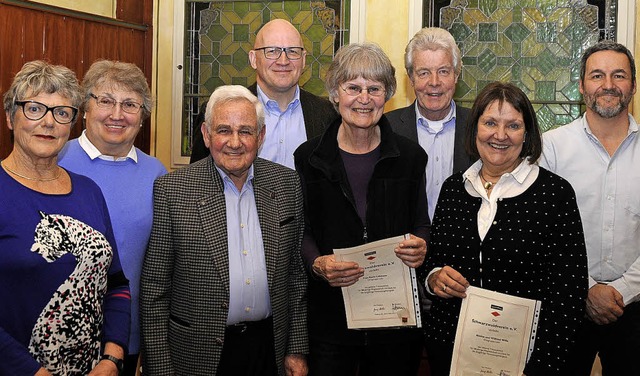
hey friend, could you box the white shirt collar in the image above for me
[78,130,138,162]
[463,158,537,199]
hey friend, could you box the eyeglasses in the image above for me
[340,84,386,97]
[90,93,143,114]
[15,100,78,125]
[254,46,304,60]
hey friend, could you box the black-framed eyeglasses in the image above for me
[15,100,78,125]
[254,46,304,60]
[90,93,143,114]
[340,84,386,97]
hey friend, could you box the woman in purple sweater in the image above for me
[0,61,130,376]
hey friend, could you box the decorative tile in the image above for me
[478,22,498,41]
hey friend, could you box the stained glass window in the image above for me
[423,0,618,131]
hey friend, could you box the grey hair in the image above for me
[405,27,462,77]
[204,85,265,133]
[82,60,153,120]
[3,60,82,124]
[325,42,396,107]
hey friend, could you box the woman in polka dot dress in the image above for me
[422,82,589,376]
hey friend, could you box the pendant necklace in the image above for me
[479,169,497,191]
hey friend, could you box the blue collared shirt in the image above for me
[416,101,457,220]
[256,85,306,170]
[540,114,640,305]
[215,165,271,324]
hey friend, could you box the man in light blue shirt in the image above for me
[386,27,473,220]
[254,84,306,168]
[539,41,640,375]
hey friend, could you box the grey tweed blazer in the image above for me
[140,156,308,375]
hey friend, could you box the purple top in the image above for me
[0,167,131,375]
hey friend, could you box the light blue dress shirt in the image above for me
[216,165,272,324]
[256,85,306,170]
[416,101,457,220]
[540,114,640,305]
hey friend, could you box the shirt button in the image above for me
[280,139,284,143]
[243,250,248,255]
[240,223,245,228]
[245,278,251,285]
[493,221,497,225]
[479,268,483,273]
[222,302,229,309]
[245,307,251,312]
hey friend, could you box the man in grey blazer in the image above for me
[386,27,474,221]
[190,19,337,165]
[141,85,308,375]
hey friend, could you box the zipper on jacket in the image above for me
[339,173,369,244]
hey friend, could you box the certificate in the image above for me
[333,235,421,329]
[450,286,541,376]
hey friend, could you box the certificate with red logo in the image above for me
[334,235,421,329]
[450,286,541,376]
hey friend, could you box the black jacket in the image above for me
[294,115,429,345]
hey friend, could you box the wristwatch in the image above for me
[101,354,124,373]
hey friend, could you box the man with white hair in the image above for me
[141,85,308,375]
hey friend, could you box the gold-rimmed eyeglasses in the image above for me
[90,93,143,114]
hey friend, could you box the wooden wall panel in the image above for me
[116,0,145,25]
[0,0,153,159]
[44,17,86,74]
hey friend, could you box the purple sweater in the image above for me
[0,167,131,375]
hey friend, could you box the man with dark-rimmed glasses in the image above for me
[190,19,337,167]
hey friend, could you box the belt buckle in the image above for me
[236,322,248,333]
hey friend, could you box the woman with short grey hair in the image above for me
[294,43,429,375]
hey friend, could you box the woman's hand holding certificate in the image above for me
[333,235,423,329]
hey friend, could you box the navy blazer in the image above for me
[190,83,337,163]
[385,101,474,174]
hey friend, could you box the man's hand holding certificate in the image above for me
[333,235,422,329]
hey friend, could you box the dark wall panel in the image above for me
[0,1,153,159]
